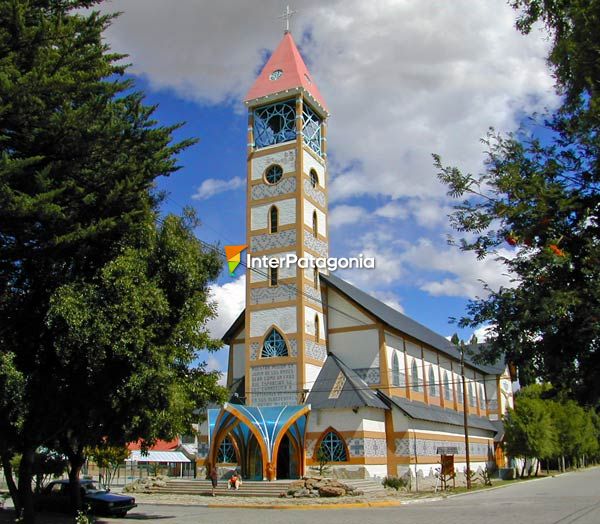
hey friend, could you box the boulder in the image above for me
[318,485,346,497]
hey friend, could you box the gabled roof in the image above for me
[306,353,387,410]
[244,32,328,114]
[222,309,245,344]
[383,394,500,434]
[321,273,506,376]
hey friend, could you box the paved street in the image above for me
[94,467,600,524]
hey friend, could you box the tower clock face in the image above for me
[269,69,283,81]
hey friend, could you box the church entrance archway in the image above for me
[276,433,299,479]
[246,434,263,480]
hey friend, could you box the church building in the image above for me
[198,29,513,481]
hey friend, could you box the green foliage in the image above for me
[382,476,407,490]
[86,444,130,490]
[32,449,68,492]
[0,1,226,520]
[435,0,600,403]
[311,447,331,477]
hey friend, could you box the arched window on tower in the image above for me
[444,371,452,401]
[269,266,278,287]
[318,430,347,462]
[429,366,438,397]
[392,352,401,387]
[411,360,421,392]
[262,328,288,358]
[313,268,319,289]
[310,169,319,188]
[314,314,320,342]
[269,206,278,233]
[312,211,318,238]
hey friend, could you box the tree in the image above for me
[0,1,226,521]
[86,445,130,490]
[435,0,600,403]
[503,395,557,477]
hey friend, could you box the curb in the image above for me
[207,500,402,510]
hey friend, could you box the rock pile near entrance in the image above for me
[124,476,167,493]
[282,477,364,498]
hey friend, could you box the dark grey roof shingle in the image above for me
[306,354,387,410]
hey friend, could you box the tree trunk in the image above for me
[535,459,540,477]
[521,459,527,478]
[17,447,36,524]
[67,452,85,515]
[1,451,20,514]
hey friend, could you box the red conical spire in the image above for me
[245,32,328,114]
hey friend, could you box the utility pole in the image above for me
[460,342,472,489]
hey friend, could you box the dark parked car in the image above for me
[35,479,136,517]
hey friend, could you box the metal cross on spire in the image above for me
[278,5,297,34]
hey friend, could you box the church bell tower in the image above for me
[243,30,329,406]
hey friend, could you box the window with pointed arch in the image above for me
[217,436,236,464]
[411,359,422,392]
[392,351,401,387]
[317,430,348,462]
[314,314,320,342]
[262,328,288,358]
[269,266,278,287]
[468,382,476,407]
[313,268,319,289]
[312,210,318,237]
[310,169,319,188]
[428,366,438,397]
[444,371,452,401]
[269,206,278,233]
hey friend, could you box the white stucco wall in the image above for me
[327,289,372,329]
[249,306,297,337]
[303,150,326,188]
[303,199,327,237]
[251,149,296,181]
[232,343,245,379]
[249,251,297,282]
[251,198,296,230]
[328,329,379,369]
[304,305,325,340]
[305,363,322,391]
[309,408,386,433]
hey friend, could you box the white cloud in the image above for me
[374,202,408,220]
[192,176,244,200]
[205,275,246,340]
[472,324,497,343]
[370,290,404,313]
[329,205,367,228]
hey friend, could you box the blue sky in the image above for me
[100,1,558,378]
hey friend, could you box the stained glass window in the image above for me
[265,164,283,184]
[217,437,236,463]
[392,352,401,387]
[254,101,296,148]
[429,366,438,397]
[270,206,278,233]
[411,360,422,392]
[444,371,452,400]
[262,329,287,358]
[469,383,476,407]
[319,431,347,462]
[310,169,319,188]
[302,103,322,156]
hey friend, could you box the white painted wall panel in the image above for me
[305,363,322,391]
[251,149,296,180]
[249,307,297,338]
[249,251,296,282]
[303,199,327,237]
[303,150,326,188]
[304,305,325,340]
[251,198,295,231]
[327,289,372,328]
[232,343,245,379]
[329,330,379,369]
